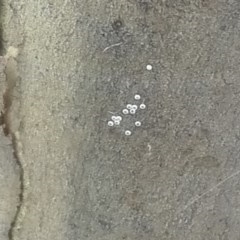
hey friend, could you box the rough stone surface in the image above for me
[0,129,20,240]
[0,56,20,240]
[2,0,240,239]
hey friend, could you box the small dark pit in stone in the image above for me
[112,19,124,31]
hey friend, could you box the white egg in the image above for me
[139,103,146,109]
[130,109,136,114]
[134,94,141,100]
[107,121,114,126]
[125,130,132,136]
[127,104,132,109]
[146,64,152,70]
[122,109,129,114]
[135,121,141,127]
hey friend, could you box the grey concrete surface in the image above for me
[0,56,20,240]
[0,129,20,240]
[2,0,240,239]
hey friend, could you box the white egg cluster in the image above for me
[107,94,147,136]
[108,115,122,127]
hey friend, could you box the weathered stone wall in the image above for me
[2,1,240,239]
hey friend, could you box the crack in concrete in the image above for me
[7,134,24,240]
[0,48,24,240]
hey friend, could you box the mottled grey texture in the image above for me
[2,0,240,239]
[0,56,20,240]
[0,130,20,240]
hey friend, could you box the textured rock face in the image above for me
[0,130,20,240]
[0,55,20,240]
[2,0,240,239]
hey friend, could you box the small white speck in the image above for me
[108,121,114,126]
[130,109,136,114]
[140,103,146,109]
[125,130,132,136]
[122,109,129,114]
[135,121,141,127]
[134,94,141,100]
[132,105,138,110]
[127,104,132,109]
[146,64,152,71]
